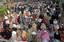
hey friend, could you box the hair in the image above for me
[39,14,44,19]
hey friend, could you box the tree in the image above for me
[0,6,7,17]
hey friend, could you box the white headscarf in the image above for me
[53,19,58,24]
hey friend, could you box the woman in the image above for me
[37,23,50,42]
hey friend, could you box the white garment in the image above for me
[54,24,59,29]
[31,31,37,35]
[47,10,49,13]
[48,5,50,8]
[12,24,17,28]
[4,16,8,19]
[59,14,61,17]
[11,31,17,42]
[7,10,10,13]
[53,8,55,11]
[38,19,42,22]
[6,20,10,24]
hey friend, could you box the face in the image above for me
[40,23,46,30]
[32,23,37,29]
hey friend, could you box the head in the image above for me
[54,24,59,32]
[53,19,58,25]
[31,23,37,31]
[40,23,46,30]
[49,24,54,31]
[17,28,23,33]
[32,23,37,29]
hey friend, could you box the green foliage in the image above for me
[0,7,7,15]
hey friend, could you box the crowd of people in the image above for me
[0,0,64,42]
